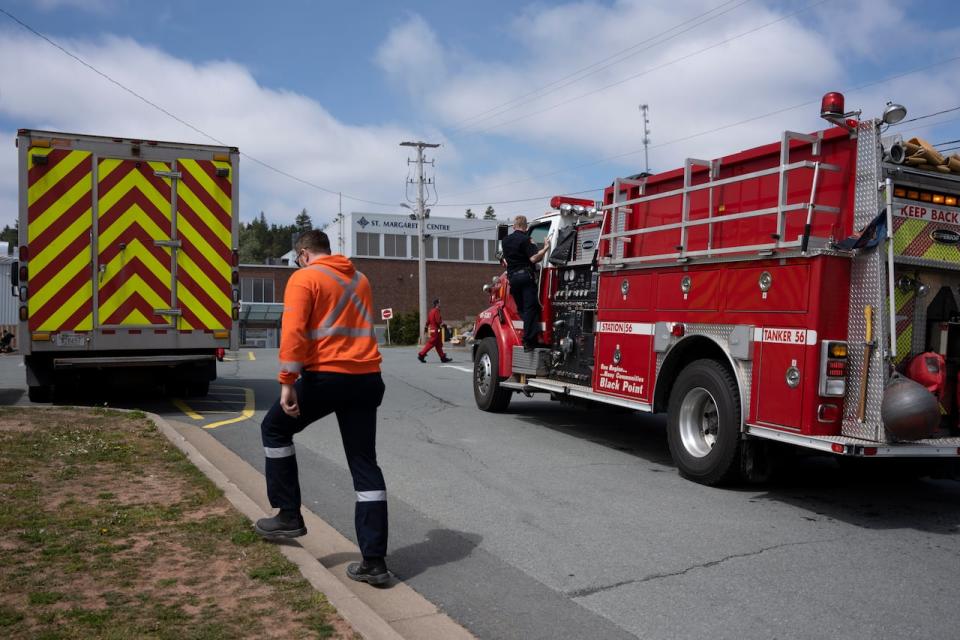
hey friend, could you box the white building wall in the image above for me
[345,212,500,262]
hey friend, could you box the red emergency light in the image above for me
[550,196,595,210]
[820,92,845,118]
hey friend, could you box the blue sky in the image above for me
[2,0,959,231]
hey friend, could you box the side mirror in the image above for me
[10,261,18,294]
[497,224,509,242]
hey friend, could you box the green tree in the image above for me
[483,206,496,220]
[0,222,17,252]
[295,208,312,233]
[464,208,476,219]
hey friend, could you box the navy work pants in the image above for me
[508,269,541,346]
[261,371,388,559]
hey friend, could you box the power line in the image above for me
[892,104,960,127]
[444,0,752,135]
[450,0,828,140]
[0,6,397,209]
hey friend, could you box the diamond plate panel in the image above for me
[654,324,753,427]
[842,121,889,441]
[575,225,601,262]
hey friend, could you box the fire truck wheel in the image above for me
[474,337,511,412]
[27,385,51,403]
[667,359,741,485]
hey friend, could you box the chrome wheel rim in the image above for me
[476,353,493,397]
[678,387,719,458]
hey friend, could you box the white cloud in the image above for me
[34,0,112,13]
[380,0,960,194]
[0,32,425,229]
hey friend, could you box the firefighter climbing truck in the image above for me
[15,130,240,402]
[472,93,960,484]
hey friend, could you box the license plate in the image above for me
[55,333,87,347]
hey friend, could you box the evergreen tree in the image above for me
[295,208,312,233]
[0,221,18,251]
[464,208,476,219]
[483,205,496,220]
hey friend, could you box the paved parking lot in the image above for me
[3,347,959,640]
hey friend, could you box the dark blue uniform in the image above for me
[502,230,542,348]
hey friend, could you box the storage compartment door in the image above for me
[174,158,233,331]
[593,315,653,403]
[96,158,174,328]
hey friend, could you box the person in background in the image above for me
[417,298,452,363]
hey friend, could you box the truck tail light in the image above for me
[232,249,239,267]
[232,307,239,321]
[19,266,27,282]
[19,306,27,321]
[819,340,848,397]
[19,245,28,261]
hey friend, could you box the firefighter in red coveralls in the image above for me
[418,298,452,363]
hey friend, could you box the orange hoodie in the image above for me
[278,254,382,384]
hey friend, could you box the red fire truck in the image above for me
[472,93,960,484]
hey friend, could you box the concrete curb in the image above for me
[148,411,405,640]
[147,411,475,640]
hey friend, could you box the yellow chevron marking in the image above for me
[29,248,92,312]
[28,178,92,243]
[30,214,91,276]
[97,204,169,250]
[98,273,169,322]
[98,166,171,221]
[177,285,223,330]
[36,284,92,332]
[177,215,230,276]
[27,149,90,206]
[27,146,52,170]
[177,248,230,312]
[98,239,172,291]
[177,183,232,247]
[181,157,232,198]
[120,308,152,325]
[893,219,925,255]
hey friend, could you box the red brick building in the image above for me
[238,212,505,344]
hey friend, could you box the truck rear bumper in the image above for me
[53,354,215,369]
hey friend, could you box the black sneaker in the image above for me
[417,354,426,363]
[254,511,307,539]
[346,559,391,586]
[441,356,452,363]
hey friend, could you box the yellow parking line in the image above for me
[171,398,203,420]
[247,351,256,361]
[204,387,255,430]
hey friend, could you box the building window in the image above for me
[240,277,275,303]
[488,239,498,262]
[463,238,485,261]
[383,233,407,258]
[356,232,380,256]
[437,237,460,260]
[411,236,434,259]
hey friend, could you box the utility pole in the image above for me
[337,192,344,253]
[400,141,440,345]
[639,104,651,175]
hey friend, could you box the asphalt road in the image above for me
[3,347,959,640]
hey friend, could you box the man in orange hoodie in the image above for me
[255,230,390,586]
